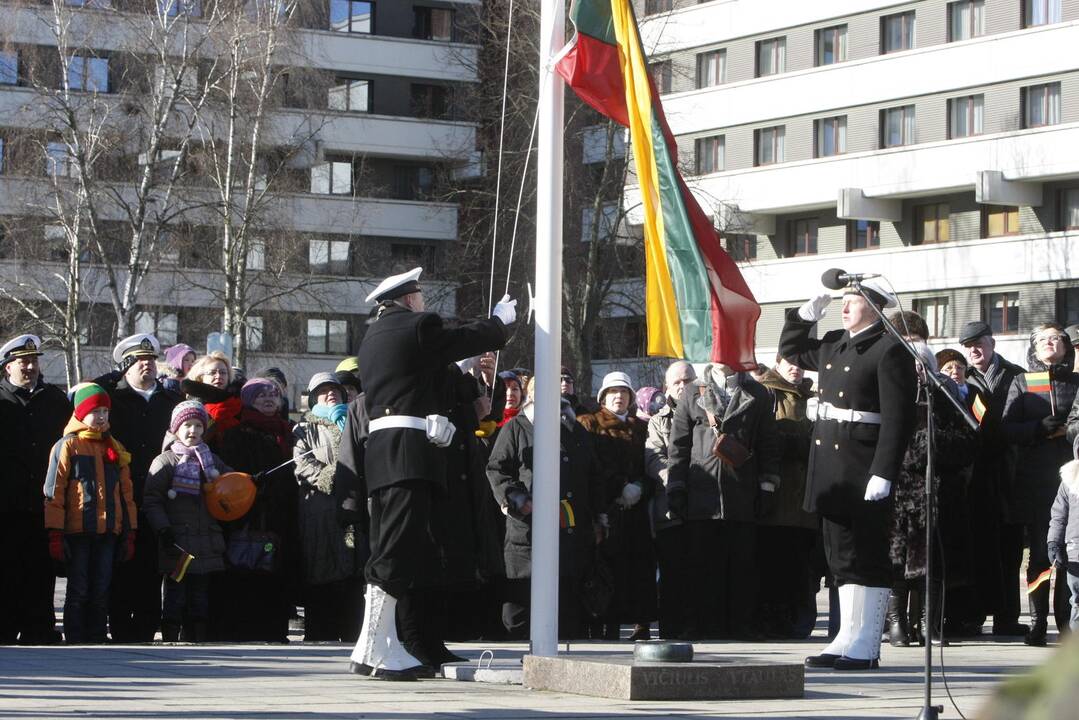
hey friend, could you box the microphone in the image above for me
[821,268,881,290]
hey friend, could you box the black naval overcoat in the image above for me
[778,311,917,519]
[357,305,509,494]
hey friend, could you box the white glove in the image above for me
[492,294,517,325]
[798,293,832,322]
[760,480,776,493]
[616,482,643,508]
[425,414,456,448]
[864,475,892,501]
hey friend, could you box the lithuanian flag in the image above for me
[1026,371,1052,394]
[555,0,760,367]
[1027,567,1053,594]
[971,393,987,425]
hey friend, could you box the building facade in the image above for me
[0,0,479,407]
[616,0,1079,378]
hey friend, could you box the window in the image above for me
[581,125,626,164]
[581,202,619,243]
[413,7,453,41]
[46,141,75,178]
[310,160,352,194]
[981,292,1019,334]
[138,148,181,183]
[648,61,672,94]
[309,239,350,274]
[1056,288,1079,326]
[1062,188,1079,230]
[948,94,983,138]
[330,0,373,33]
[45,225,69,261]
[1022,83,1061,128]
[847,220,880,251]
[788,219,818,257]
[410,83,449,118]
[695,49,726,88]
[912,297,949,338]
[915,203,950,244]
[135,310,178,345]
[815,116,846,157]
[1024,0,1061,27]
[726,234,757,261]
[0,51,16,85]
[392,166,434,200]
[68,55,109,93]
[307,318,349,354]
[755,37,785,77]
[815,25,847,66]
[327,79,370,113]
[68,0,113,7]
[154,64,198,102]
[159,0,200,16]
[983,205,1020,237]
[880,105,915,148]
[754,126,784,166]
[694,135,724,174]
[644,0,672,15]
[948,1,984,41]
[881,11,915,54]
[245,315,263,352]
[246,238,265,270]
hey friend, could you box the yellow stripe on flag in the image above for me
[609,0,683,358]
[560,499,576,529]
[972,394,987,424]
[1027,567,1053,594]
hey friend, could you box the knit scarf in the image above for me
[170,441,216,474]
[71,424,132,468]
[312,402,348,430]
[239,406,292,456]
[498,406,520,428]
[169,441,215,496]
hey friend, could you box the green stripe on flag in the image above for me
[569,0,617,45]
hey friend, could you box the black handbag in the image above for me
[579,548,615,619]
[226,510,280,574]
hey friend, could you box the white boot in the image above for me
[348,585,423,679]
[835,585,889,669]
[807,583,856,666]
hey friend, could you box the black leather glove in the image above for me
[158,527,176,549]
[1039,415,1065,437]
[1048,542,1064,569]
[666,489,688,521]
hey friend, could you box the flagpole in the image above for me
[530,0,565,659]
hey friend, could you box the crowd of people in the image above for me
[2,299,1078,657]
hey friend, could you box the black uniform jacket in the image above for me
[779,311,917,517]
[0,379,71,514]
[357,305,508,494]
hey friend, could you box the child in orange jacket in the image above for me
[43,383,137,643]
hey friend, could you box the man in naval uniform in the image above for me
[779,279,916,670]
[348,267,516,680]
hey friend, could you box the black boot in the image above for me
[421,590,466,666]
[920,581,948,646]
[161,621,181,643]
[887,586,911,647]
[395,591,437,676]
[908,588,925,646]
[1025,582,1049,647]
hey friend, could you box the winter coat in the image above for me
[486,404,602,580]
[331,393,370,535]
[964,353,1025,523]
[890,379,979,581]
[778,312,918,518]
[756,368,816,530]
[577,406,656,622]
[43,417,137,535]
[98,379,182,503]
[1049,459,1079,563]
[294,412,364,586]
[0,378,71,515]
[645,402,679,533]
[667,374,781,522]
[143,447,231,574]
[1002,341,1079,525]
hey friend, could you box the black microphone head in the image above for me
[821,268,847,290]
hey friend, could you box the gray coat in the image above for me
[294,413,364,586]
[645,403,680,533]
[143,448,231,575]
[668,374,781,522]
[1049,459,1079,563]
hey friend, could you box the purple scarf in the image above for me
[170,441,216,496]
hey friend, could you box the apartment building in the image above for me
[617,0,1079,377]
[0,0,479,405]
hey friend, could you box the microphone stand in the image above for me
[851,282,978,720]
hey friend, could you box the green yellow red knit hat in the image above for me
[70,382,111,422]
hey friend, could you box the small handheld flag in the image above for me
[1027,567,1052,594]
[169,545,195,583]
[971,394,987,425]
[1026,371,1051,394]
[559,499,577,529]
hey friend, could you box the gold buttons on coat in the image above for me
[838,391,844,398]
[826,363,832,369]
[834,443,840,450]
[815,439,821,445]
[844,366,850,372]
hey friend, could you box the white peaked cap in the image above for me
[365,267,423,304]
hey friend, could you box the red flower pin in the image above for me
[105,446,119,464]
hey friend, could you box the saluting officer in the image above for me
[0,335,71,644]
[348,268,516,680]
[779,279,916,670]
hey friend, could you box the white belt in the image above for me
[369,415,427,433]
[815,401,881,425]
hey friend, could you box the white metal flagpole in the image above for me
[530,0,565,658]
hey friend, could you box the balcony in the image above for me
[659,21,1079,135]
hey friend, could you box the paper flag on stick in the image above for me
[169,545,195,583]
[972,394,987,425]
[1027,567,1052,594]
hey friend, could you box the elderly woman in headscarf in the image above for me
[577,371,655,641]
[293,372,364,642]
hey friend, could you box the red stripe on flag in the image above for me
[554,35,628,127]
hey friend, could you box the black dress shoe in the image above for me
[348,661,372,676]
[992,622,1029,636]
[407,664,438,679]
[832,656,880,670]
[804,653,839,668]
[1024,622,1048,647]
[370,667,420,681]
